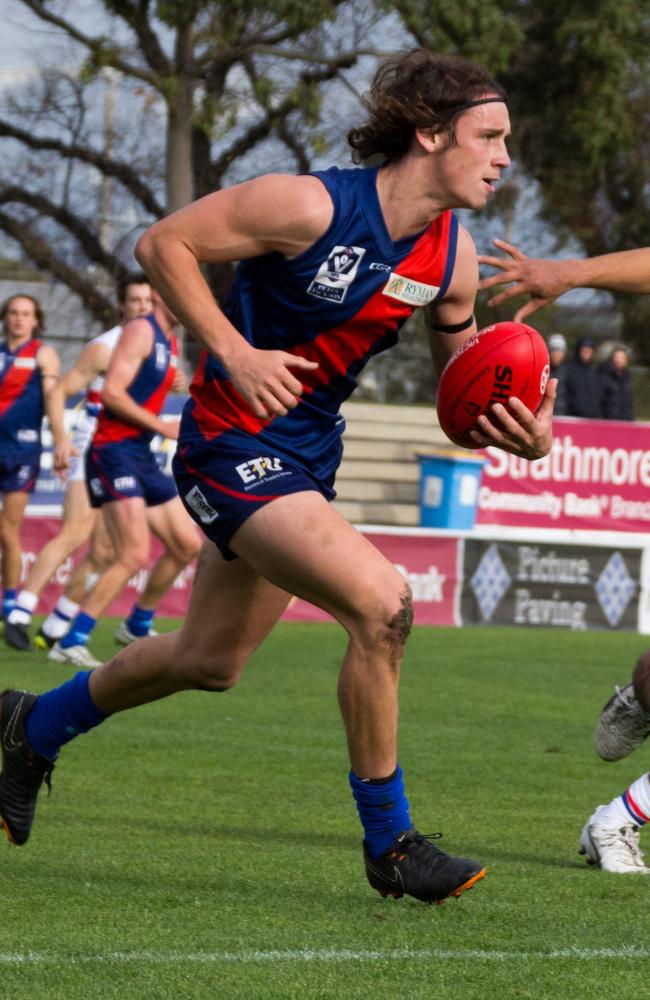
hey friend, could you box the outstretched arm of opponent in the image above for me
[429,225,554,459]
[479,239,650,320]
[135,175,331,420]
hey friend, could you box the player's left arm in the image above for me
[428,224,554,460]
[37,344,70,473]
[101,322,178,440]
[425,224,478,377]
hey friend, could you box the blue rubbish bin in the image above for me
[417,450,485,529]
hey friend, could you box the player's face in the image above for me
[121,283,153,320]
[433,98,511,211]
[3,297,39,341]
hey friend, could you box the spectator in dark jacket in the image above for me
[565,336,602,418]
[599,345,635,421]
[547,333,569,416]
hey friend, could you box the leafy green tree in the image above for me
[392,0,650,361]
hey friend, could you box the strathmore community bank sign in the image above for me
[477,416,650,532]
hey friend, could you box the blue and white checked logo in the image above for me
[470,544,511,622]
[595,552,637,627]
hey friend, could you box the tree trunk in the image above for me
[165,24,195,213]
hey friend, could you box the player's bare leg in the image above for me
[0,491,29,596]
[20,481,96,598]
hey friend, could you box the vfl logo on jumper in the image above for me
[382,274,439,307]
[155,343,168,370]
[236,456,285,485]
[307,245,365,302]
[185,485,219,524]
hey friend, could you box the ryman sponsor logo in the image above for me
[382,274,439,307]
[185,485,219,524]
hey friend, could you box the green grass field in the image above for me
[1,619,650,999]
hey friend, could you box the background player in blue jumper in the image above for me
[4,275,154,653]
[0,294,68,629]
[45,286,201,668]
[0,50,555,905]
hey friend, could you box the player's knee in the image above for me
[119,542,150,576]
[177,646,247,692]
[90,539,114,571]
[175,531,202,564]
[633,650,650,713]
[355,580,413,660]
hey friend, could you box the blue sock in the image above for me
[25,671,106,760]
[350,765,411,859]
[59,611,97,649]
[125,604,155,638]
[2,588,17,618]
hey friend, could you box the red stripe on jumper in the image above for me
[190,215,451,440]
[0,339,41,417]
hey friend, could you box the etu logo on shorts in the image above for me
[114,476,136,490]
[307,245,365,303]
[236,456,284,485]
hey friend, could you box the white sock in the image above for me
[55,595,80,619]
[7,590,38,625]
[598,773,650,828]
[41,595,80,640]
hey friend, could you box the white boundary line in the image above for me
[1,947,649,965]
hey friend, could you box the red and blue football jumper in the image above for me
[173,165,458,555]
[85,315,178,508]
[0,337,43,493]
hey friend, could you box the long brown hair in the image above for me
[0,294,45,335]
[348,49,506,164]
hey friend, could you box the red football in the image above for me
[435,321,550,449]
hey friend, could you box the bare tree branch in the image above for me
[0,209,118,325]
[0,185,119,272]
[16,0,166,83]
[209,55,359,184]
[0,119,164,217]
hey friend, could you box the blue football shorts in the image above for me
[85,442,178,509]
[0,452,40,494]
[172,433,335,560]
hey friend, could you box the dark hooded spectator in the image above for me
[599,345,635,421]
[565,335,603,418]
[547,333,569,416]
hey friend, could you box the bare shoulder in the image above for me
[36,342,60,374]
[115,317,154,353]
[227,173,334,255]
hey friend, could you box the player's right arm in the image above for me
[479,239,650,320]
[135,175,328,420]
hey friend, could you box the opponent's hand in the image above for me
[227,345,319,420]
[468,378,557,459]
[478,239,572,321]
